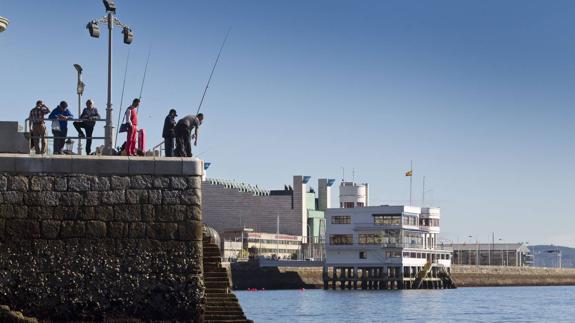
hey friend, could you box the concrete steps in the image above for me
[203,230,251,323]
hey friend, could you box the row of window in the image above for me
[402,252,450,260]
[357,251,450,260]
[332,215,351,224]
[330,232,424,246]
[246,238,301,245]
[331,214,439,227]
[341,202,365,208]
[420,218,440,227]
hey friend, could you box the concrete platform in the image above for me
[0,153,203,176]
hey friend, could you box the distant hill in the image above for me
[529,245,575,268]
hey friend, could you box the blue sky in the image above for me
[1,1,575,247]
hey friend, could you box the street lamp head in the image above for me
[122,27,133,44]
[73,64,83,73]
[87,21,100,38]
[77,81,85,95]
[103,0,117,13]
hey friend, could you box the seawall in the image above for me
[0,154,205,322]
[230,263,575,290]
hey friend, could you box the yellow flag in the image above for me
[405,170,413,177]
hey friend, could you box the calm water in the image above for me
[236,286,575,323]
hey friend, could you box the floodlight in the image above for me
[87,21,100,38]
[204,162,212,170]
[122,27,133,44]
[103,0,116,13]
[302,176,311,184]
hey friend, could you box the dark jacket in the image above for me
[162,115,176,138]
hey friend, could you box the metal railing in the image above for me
[152,141,165,157]
[25,117,107,155]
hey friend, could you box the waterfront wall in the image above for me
[452,265,575,287]
[229,264,575,290]
[0,155,204,322]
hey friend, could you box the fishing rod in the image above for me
[114,48,131,148]
[139,47,152,101]
[196,27,231,115]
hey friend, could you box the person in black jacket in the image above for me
[162,109,177,157]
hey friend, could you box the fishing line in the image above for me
[114,48,131,148]
[196,27,231,115]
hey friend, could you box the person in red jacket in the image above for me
[124,98,140,156]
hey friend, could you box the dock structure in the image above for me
[323,205,456,290]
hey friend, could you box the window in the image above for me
[359,234,383,245]
[402,215,418,226]
[331,215,351,224]
[359,251,367,259]
[343,202,355,208]
[386,251,401,258]
[357,202,365,207]
[330,234,353,245]
[373,214,401,225]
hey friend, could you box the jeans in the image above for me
[164,136,175,157]
[73,121,95,154]
[175,125,192,157]
[52,128,67,154]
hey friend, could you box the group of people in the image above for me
[28,99,100,155]
[28,98,204,157]
[161,108,204,157]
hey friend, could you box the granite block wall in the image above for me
[0,173,204,322]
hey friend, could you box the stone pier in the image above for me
[0,154,205,322]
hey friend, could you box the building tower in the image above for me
[339,181,369,208]
[318,178,335,211]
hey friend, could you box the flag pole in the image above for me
[422,176,426,206]
[409,160,413,206]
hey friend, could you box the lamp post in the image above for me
[73,64,85,155]
[86,0,133,155]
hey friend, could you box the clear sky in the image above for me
[1,1,574,247]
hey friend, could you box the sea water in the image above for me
[236,286,575,323]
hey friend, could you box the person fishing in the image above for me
[162,109,177,157]
[124,98,140,156]
[174,113,203,157]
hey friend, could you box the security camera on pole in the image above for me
[86,0,134,155]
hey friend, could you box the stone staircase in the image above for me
[203,232,252,323]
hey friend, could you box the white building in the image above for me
[222,228,302,260]
[323,205,454,289]
[339,181,368,208]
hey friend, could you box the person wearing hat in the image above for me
[73,99,101,155]
[28,100,51,154]
[48,101,73,154]
[162,108,178,157]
